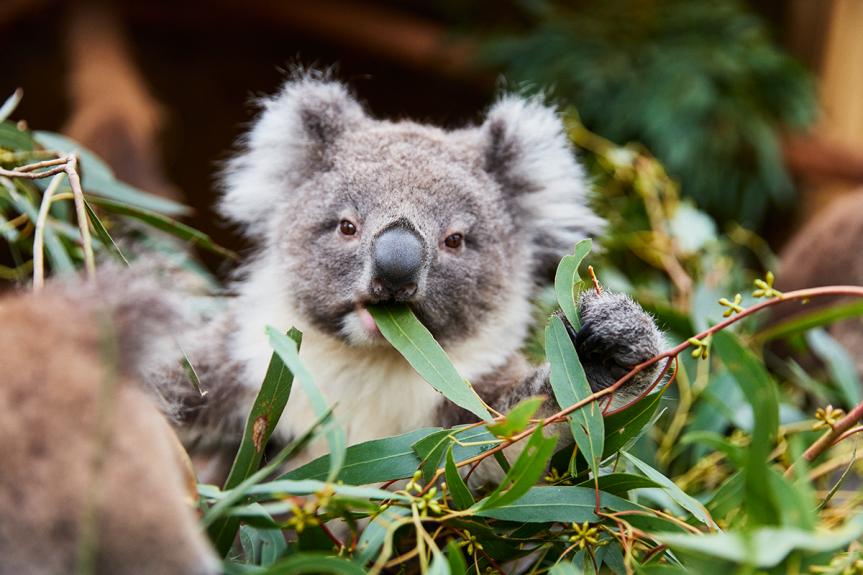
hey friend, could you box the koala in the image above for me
[164,75,664,473]
[773,190,863,379]
[0,270,219,575]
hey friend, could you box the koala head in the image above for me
[221,76,603,347]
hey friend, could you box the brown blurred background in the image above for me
[3,0,863,274]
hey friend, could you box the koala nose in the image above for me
[372,225,424,300]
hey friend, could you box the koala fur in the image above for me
[774,190,863,379]
[162,75,664,472]
[0,270,219,575]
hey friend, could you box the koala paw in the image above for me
[562,291,664,401]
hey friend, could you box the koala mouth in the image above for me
[354,305,381,338]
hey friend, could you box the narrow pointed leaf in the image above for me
[267,326,346,482]
[445,446,475,510]
[368,304,491,420]
[546,315,604,481]
[554,238,592,329]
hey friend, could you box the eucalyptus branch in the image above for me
[425,285,863,489]
[786,400,863,477]
[3,153,96,283]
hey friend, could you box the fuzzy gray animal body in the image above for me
[162,76,665,472]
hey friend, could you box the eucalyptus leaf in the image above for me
[713,330,780,526]
[546,315,604,481]
[284,428,439,484]
[621,451,716,528]
[445,446,475,510]
[368,303,491,420]
[34,131,189,215]
[654,516,863,567]
[554,238,592,329]
[806,328,862,408]
[267,327,346,482]
[474,486,638,523]
[472,426,557,511]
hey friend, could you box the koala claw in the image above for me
[565,290,665,399]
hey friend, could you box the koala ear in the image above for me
[219,77,365,232]
[481,95,606,274]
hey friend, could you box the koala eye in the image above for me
[444,233,464,250]
[339,219,357,236]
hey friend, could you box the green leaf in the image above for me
[487,396,544,438]
[546,315,604,482]
[258,553,366,574]
[472,426,559,511]
[267,327,346,482]
[621,451,716,528]
[575,473,661,496]
[83,201,129,265]
[757,299,863,342]
[209,330,300,555]
[806,328,862,408]
[239,523,287,567]
[602,382,666,457]
[653,516,863,568]
[550,563,585,575]
[0,120,33,150]
[284,428,440,484]
[474,486,638,523]
[713,330,781,526]
[33,131,189,215]
[412,425,499,482]
[356,506,411,565]
[367,304,491,420]
[245,479,410,501]
[445,446,475,510]
[446,539,468,575]
[86,196,236,260]
[554,238,592,329]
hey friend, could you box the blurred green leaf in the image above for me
[87,196,236,260]
[34,131,189,215]
[713,330,780,526]
[258,553,366,574]
[806,328,862,408]
[0,121,33,150]
[654,516,863,567]
[368,304,491,420]
[757,300,863,343]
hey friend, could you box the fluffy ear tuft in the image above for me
[482,95,605,274]
[219,76,365,233]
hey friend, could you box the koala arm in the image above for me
[437,290,664,427]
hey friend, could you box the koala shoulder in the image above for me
[0,270,218,575]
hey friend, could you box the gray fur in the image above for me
[162,75,663,470]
